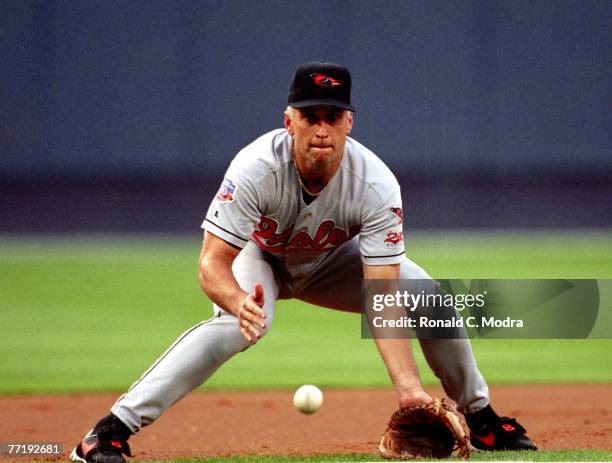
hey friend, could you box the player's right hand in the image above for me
[399,390,434,409]
[238,282,266,343]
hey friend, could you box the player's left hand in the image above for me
[379,397,471,460]
[238,282,266,343]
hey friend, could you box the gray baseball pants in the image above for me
[111,238,489,433]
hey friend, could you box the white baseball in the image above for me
[293,384,323,414]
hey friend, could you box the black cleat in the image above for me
[70,426,132,463]
[470,416,537,451]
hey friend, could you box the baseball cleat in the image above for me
[469,416,537,451]
[70,427,132,463]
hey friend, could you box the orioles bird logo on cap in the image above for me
[310,73,343,88]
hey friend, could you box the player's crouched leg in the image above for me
[111,306,276,432]
[213,302,275,352]
[73,310,276,463]
[227,241,279,347]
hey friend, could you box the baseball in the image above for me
[293,384,323,414]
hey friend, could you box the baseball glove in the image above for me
[379,397,471,460]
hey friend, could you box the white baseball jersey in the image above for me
[110,132,487,437]
[202,128,405,279]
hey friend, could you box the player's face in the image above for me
[285,107,353,167]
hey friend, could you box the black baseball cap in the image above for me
[288,61,355,112]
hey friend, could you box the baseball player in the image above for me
[71,61,536,463]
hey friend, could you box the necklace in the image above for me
[292,148,325,197]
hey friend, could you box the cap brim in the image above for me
[290,98,355,112]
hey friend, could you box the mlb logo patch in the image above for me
[216,178,237,203]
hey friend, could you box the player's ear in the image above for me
[284,113,294,135]
[346,111,354,134]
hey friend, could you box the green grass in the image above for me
[1,231,611,395]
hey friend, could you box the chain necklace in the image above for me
[292,147,325,197]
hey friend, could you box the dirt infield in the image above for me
[2,384,611,460]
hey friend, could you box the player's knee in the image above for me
[248,314,273,342]
[399,258,432,279]
[231,313,273,352]
[211,305,274,353]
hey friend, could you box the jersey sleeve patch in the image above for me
[216,178,238,203]
[384,230,404,247]
[389,207,403,225]
[359,188,405,264]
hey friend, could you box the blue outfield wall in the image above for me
[1,1,610,231]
